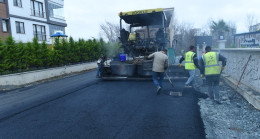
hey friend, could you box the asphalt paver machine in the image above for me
[100,8,174,80]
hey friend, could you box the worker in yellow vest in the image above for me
[179,46,200,87]
[200,46,227,104]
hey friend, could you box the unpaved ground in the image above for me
[195,70,260,139]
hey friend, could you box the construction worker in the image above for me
[96,55,107,78]
[179,45,200,87]
[200,46,226,104]
[148,49,169,95]
[199,50,206,83]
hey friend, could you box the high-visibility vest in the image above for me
[202,52,220,75]
[185,51,196,70]
[128,33,136,41]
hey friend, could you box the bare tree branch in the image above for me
[99,21,120,42]
[246,14,257,32]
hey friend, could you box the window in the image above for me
[1,19,8,32]
[13,0,22,7]
[49,25,65,35]
[33,24,46,41]
[31,0,44,18]
[15,21,25,34]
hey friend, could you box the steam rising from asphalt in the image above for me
[105,42,120,58]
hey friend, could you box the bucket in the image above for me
[120,54,126,61]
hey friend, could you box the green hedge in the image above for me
[0,36,117,75]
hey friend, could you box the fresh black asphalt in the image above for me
[0,70,206,139]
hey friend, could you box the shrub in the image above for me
[0,36,105,75]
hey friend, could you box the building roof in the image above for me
[51,32,68,37]
[235,31,260,36]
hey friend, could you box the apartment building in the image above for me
[235,31,260,48]
[0,0,66,43]
[249,23,260,32]
[0,0,9,40]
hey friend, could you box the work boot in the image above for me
[184,84,192,88]
[157,86,162,95]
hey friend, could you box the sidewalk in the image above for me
[0,62,97,91]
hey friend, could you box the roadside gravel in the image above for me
[196,71,260,139]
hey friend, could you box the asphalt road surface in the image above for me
[0,69,206,139]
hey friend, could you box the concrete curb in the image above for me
[221,74,260,110]
[0,62,98,90]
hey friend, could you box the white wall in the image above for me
[10,17,51,43]
[0,62,97,86]
[221,48,260,92]
[8,0,47,22]
[49,17,66,24]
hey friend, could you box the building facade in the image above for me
[0,0,9,40]
[249,23,260,32]
[235,31,260,48]
[0,0,66,43]
[195,36,212,49]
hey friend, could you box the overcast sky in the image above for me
[64,0,260,40]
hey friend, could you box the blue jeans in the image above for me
[185,70,196,86]
[152,72,165,88]
[96,64,101,76]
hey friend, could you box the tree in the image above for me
[40,41,50,67]
[200,21,211,36]
[246,14,257,32]
[0,35,104,74]
[210,19,229,37]
[2,36,18,71]
[210,19,236,47]
[173,19,196,55]
[25,42,36,68]
[16,41,26,70]
[0,38,4,72]
[32,38,43,68]
[99,21,120,43]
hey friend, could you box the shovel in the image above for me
[165,72,182,96]
[165,72,175,88]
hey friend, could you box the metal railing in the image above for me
[49,14,65,20]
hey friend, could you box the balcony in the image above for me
[48,0,64,6]
[48,2,65,20]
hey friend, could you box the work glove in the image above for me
[178,63,181,67]
[221,66,225,71]
[200,74,204,79]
